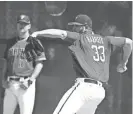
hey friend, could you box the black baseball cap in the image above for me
[17,14,30,24]
[68,14,92,28]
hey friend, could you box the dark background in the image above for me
[0,1,132,114]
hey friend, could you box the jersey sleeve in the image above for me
[33,38,46,62]
[106,36,126,47]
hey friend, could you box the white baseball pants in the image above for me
[3,79,36,114]
[53,78,105,114]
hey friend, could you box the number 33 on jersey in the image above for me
[91,45,105,62]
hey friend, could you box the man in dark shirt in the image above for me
[2,14,46,114]
[32,14,132,114]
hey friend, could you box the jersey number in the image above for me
[18,59,25,68]
[91,45,105,62]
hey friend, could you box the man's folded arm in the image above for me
[107,36,132,65]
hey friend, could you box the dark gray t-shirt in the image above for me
[4,36,46,77]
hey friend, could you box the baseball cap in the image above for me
[68,14,92,28]
[17,14,30,24]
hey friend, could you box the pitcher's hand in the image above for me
[117,64,127,73]
[31,32,38,37]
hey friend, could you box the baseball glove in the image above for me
[25,36,44,62]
